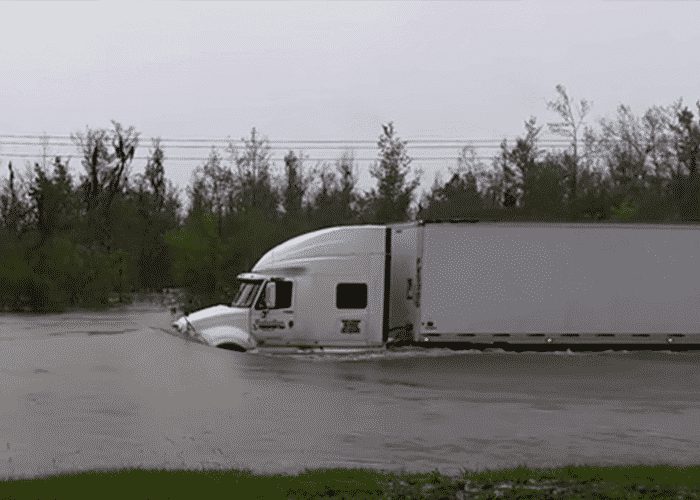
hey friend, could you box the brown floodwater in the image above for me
[1,303,699,478]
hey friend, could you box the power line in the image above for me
[0,141,574,150]
[0,133,571,145]
[0,133,584,165]
[0,148,614,164]
[0,152,503,162]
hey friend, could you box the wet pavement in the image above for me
[1,303,699,477]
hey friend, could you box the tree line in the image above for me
[1,86,699,312]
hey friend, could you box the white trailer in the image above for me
[173,222,700,350]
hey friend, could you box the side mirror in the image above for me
[263,282,277,309]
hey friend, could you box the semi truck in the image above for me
[172,222,700,351]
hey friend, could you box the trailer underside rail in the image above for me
[411,342,700,352]
[415,331,700,350]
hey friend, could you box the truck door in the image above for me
[250,279,296,346]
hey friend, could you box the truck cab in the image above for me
[173,225,393,351]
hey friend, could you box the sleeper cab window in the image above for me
[276,280,293,309]
[336,283,368,309]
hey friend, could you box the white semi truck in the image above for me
[173,222,700,351]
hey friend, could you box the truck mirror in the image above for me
[264,282,276,309]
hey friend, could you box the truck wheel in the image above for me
[217,343,247,352]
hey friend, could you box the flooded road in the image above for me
[1,303,699,477]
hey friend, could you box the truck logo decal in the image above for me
[341,319,361,334]
[254,319,286,331]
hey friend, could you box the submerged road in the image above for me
[1,303,699,477]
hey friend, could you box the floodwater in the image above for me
[1,303,699,478]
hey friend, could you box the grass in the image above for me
[0,466,699,499]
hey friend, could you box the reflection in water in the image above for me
[1,303,699,478]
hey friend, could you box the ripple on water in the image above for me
[250,346,693,362]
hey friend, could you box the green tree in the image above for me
[419,147,487,220]
[308,153,361,228]
[72,122,139,243]
[188,148,233,236]
[669,102,700,220]
[132,139,180,290]
[501,117,543,210]
[366,122,420,223]
[522,158,565,220]
[166,213,223,310]
[28,157,77,241]
[281,151,310,222]
[0,162,30,236]
[598,105,655,219]
[333,152,361,223]
[231,127,278,216]
[420,171,483,220]
[547,85,592,215]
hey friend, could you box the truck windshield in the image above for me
[232,281,262,308]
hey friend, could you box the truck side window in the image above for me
[336,283,367,309]
[255,280,293,310]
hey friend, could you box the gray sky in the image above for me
[1,1,699,190]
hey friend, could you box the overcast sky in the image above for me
[1,1,700,188]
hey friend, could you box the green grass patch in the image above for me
[0,466,699,499]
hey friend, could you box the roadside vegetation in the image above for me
[2,85,700,312]
[0,466,699,499]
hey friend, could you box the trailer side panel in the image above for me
[419,223,700,342]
